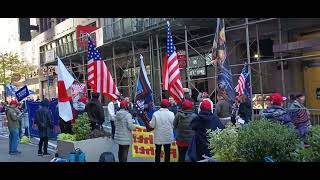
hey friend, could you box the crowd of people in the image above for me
[1,89,311,162]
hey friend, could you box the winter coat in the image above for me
[35,106,54,138]
[238,101,252,123]
[173,110,196,144]
[215,99,231,118]
[150,108,175,145]
[114,109,135,145]
[261,105,294,128]
[288,100,311,138]
[7,107,20,129]
[85,99,105,128]
[190,110,224,161]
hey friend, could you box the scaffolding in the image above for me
[38,18,320,123]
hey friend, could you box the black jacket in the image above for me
[173,110,196,144]
[190,110,224,160]
[238,101,252,123]
[85,99,105,129]
[35,106,54,138]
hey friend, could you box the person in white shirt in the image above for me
[150,99,175,162]
[107,97,120,139]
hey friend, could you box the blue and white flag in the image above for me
[135,54,155,131]
[212,18,235,104]
[5,84,17,96]
[15,85,30,102]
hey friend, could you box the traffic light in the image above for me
[19,18,31,41]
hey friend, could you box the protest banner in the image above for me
[27,99,60,138]
[131,125,178,162]
[15,85,30,102]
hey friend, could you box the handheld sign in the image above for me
[15,85,30,102]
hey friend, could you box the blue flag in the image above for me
[212,18,235,103]
[5,84,17,96]
[135,55,155,131]
[15,85,30,102]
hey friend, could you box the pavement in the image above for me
[0,134,152,162]
[0,136,54,162]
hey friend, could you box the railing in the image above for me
[252,108,320,126]
[40,18,171,65]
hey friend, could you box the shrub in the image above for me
[294,126,320,162]
[58,133,76,141]
[237,120,300,162]
[208,124,241,162]
[72,113,91,141]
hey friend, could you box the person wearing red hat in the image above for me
[114,100,135,162]
[7,100,22,155]
[261,93,294,128]
[173,100,196,162]
[197,92,214,114]
[150,99,175,162]
[188,100,224,162]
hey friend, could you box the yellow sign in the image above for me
[132,125,178,162]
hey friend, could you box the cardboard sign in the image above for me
[71,83,87,95]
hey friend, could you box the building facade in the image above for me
[35,18,320,113]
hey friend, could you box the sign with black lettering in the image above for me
[15,85,30,102]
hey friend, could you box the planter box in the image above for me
[57,137,114,162]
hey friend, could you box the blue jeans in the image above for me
[9,128,20,153]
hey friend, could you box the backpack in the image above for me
[69,148,86,162]
[99,152,115,162]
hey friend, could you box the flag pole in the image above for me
[245,18,254,120]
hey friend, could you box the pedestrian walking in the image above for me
[150,99,175,162]
[35,98,54,156]
[7,100,22,155]
[114,100,135,162]
[188,100,224,162]
[173,100,196,162]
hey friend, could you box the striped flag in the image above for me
[57,57,74,122]
[235,63,250,99]
[86,34,119,101]
[162,21,184,103]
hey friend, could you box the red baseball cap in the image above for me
[182,100,193,110]
[269,93,286,105]
[160,99,171,108]
[120,100,129,109]
[200,100,212,111]
[9,100,19,106]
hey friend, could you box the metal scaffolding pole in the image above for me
[245,18,254,119]
[149,35,155,101]
[156,34,162,102]
[278,18,286,97]
[184,25,191,89]
[112,46,117,89]
[256,24,264,108]
[132,41,136,100]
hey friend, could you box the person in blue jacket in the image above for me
[188,100,224,162]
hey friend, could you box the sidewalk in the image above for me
[0,136,54,162]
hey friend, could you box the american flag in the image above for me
[87,35,119,100]
[162,21,184,103]
[235,63,250,99]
